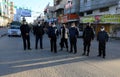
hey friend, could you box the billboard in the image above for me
[20,9,31,17]
[15,8,31,17]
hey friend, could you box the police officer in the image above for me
[20,20,31,50]
[97,26,109,58]
[69,22,79,54]
[34,21,44,49]
[82,23,94,56]
[59,24,69,51]
[48,23,58,53]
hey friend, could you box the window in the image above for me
[100,7,109,12]
[79,13,84,16]
[84,0,88,3]
[86,10,93,15]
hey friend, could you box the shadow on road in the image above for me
[0,35,120,76]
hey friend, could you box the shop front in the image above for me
[58,13,79,26]
[80,14,120,37]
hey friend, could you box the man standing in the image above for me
[82,23,94,56]
[20,20,31,50]
[34,21,44,49]
[48,23,58,53]
[59,24,69,51]
[97,26,109,58]
[69,22,79,54]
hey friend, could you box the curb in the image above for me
[0,34,7,38]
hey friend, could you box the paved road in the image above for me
[0,34,120,77]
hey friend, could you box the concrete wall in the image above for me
[80,0,119,12]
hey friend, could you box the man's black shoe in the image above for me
[74,52,77,54]
[103,56,105,59]
[82,53,85,56]
[97,55,101,57]
[28,48,32,50]
[86,54,89,56]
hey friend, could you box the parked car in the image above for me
[8,25,21,37]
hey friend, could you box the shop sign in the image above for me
[100,14,120,23]
[80,14,120,23]
[80,16,95,23]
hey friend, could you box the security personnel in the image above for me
[48,23,58,53]
[97,26,109,58]
[59,24,69,51]
[34,21,44,49]
[82,23,94,56]
[69,22,79,54]
[20,20,31,50]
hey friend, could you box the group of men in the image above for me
[20,20,109,59]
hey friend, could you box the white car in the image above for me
[8,25,21,37]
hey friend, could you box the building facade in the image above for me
[54,0,80,25]
[9,2,14,23]
[80,0,120,37]
[0,0,14,27]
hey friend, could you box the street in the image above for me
[0,34,120,77]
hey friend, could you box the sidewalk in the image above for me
[0,28,7,38]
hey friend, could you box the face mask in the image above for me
[53,24,56,27]
[38,24,41,26]
[23,22,26,25]
[101,28,104,31]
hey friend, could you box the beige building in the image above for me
[0,0,14,27]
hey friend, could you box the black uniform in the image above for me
[20,23,31,50]
[82,26,94,56]
[34,24,44,49]
[69,26,79,54]
[48,26,58,53]
[97,30,109,58]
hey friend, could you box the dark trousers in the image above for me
[83,40,91,55]
[70,37,77,53]
[98,42,106,57]
[50,37,57,53]
[22,35,30,50]
[35,36,43,49]
[60,38,68,49]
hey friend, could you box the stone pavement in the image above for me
[0,34,120,77]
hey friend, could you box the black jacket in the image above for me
[69,27,79,38]
[97,31,109,42]
[83,26,94,41]
[34,25,44,36]
[48,26,58,38]
[20,24,30,37]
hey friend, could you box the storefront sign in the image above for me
[80,14,120,23]
[80,16,95,23]
[101,14,120,23]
